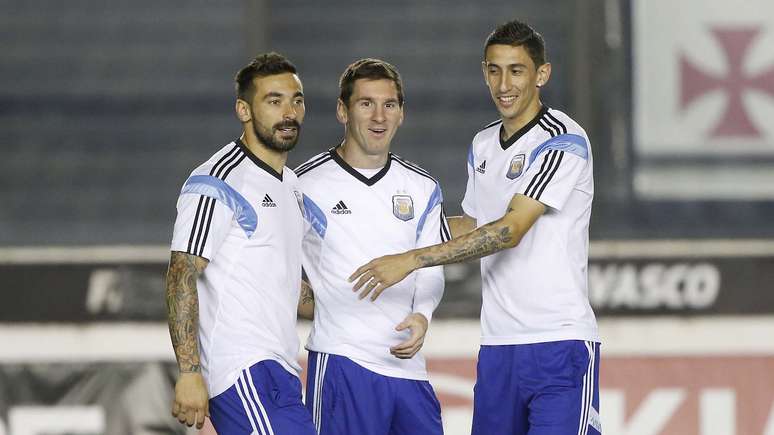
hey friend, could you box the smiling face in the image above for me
[239,72,305,152]
[483,44,550,132]
[337,78,404,157]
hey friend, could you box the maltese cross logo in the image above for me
[680,27,774,138]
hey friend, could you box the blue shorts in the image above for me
[209,360,315,435]
[472,340,601,435]
[305,351,443,435]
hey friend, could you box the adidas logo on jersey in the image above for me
[331,200,351,215]
[261,194,277,208]
[476,160,487,174]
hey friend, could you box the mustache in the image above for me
[273,120,300,130]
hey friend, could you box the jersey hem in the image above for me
[461,204,477,220]
[208,356,302,398]
[529,193,564,212]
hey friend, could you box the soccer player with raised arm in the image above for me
[295,58,448,435]
[165,53,316,434]
[350,21,602,435]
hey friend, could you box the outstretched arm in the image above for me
[166,251,209,429]
[350,194,545,300]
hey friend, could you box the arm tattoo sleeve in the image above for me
[416,215,515,268]
[166,251,207,373]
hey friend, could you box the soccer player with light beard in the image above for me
[165,53,316,434]
[295,58,448,435]
[350,20,602,435]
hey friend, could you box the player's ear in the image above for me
[336,98,348,125]
[481,61,489,86]
[536,62,552,88]
[236,99,252,123]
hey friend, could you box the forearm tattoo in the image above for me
[300,279,315,307]
[166,251,206,373]
[416,219,514,268]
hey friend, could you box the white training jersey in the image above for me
[462,106,600,345]
[296,147,449,380]
[170,139,305,397]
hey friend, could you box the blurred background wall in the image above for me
[1,0,773,434]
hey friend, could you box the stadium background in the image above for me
[2,0,774,434]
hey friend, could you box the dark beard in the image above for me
[254,120,301,152]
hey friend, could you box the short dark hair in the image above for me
[234,52,298,102]
[339,58,404,107]
[484,20,546,68]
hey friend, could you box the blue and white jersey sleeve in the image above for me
[416,182,451,247]
[461,144,477,219]
[299,192,327,240]
[519,133,590,211]
[412,182,448,322]
[170,176,236,261]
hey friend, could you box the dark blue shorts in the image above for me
[305,351,443,435]
[472,340,601,435]
[208,360,316,435]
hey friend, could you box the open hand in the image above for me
[390,313,428,359]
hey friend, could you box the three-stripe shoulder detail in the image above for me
[186,143,246,257]
[524,149,565,201]
[439,208,451,242]
[538,111,567,137]
[390,154,436,183]
[295,151,333,176]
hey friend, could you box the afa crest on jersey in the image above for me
[392,195,414,221]
[506,154,526,179]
